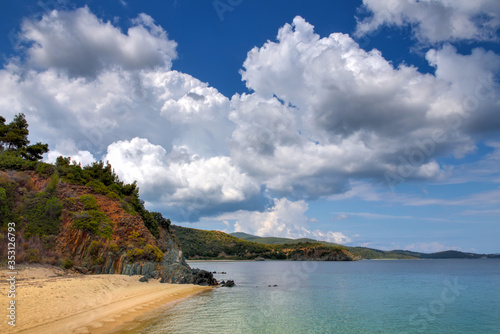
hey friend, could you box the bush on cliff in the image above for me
[71,195,113,239]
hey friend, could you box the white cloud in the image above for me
[328,181,381,201]
[20,7,177,77]
[44,139,96,166]
[232,16,499,198]
[356,0,500,44]
[219,198,352,244]
[104,137,261,221]
[0,59,232,159]
[1,7,499,232]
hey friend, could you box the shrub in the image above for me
[25,249,41,263]
[127,247,144,259]
[63,197,77,209]
[35,162,56,176]
[106,191,120,200]
[41,235,57,250]
[128,231,140,241]
[120,198,136,215]
[108,243,119,253]
[0,151,37,171]
[79,194,99,210]
[55,156,86,184]
[85,180,109,195]
[72,210,113,239]
[143,243,164,262]
[22,194,63,238]
[88,240,103,257]
[61,258,74,269]
[153,212,171,228]
[45,174,59,194]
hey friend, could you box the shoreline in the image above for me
[0,265,212,334]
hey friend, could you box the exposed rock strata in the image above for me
[8,171,216,285]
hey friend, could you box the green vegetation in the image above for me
[71,195,113,239]
[0,114,167,239]
[0,176,18,227]
[171,225,352,260]
[61,258,74,269]
[109,243,119,253]
[54,157,165,238]
[126,244,164,262]
[25,248,41,263]
[232,233,418,259]
[0,114,178,269]
[126,232,164,262]
[0,114,48,170]
[232,232,500,259]
[22,193,63,238]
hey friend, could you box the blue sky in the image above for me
[1,0,499,253]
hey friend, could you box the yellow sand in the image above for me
[0,265,212,333]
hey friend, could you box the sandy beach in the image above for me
[0,265,212,334]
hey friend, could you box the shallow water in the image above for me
[127,259,500,333]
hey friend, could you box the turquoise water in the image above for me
[129,259,500,333]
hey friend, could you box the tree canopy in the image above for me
[0,113,48,161]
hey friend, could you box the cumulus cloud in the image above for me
[45,139,96,166]
[219,198,351,244]
[104,137,263,221]
[19,6,177,77]
[1,7,499,233]
[356,0,500,44]
[0,64,232,157]
[233,16,499,198]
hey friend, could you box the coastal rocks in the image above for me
[138,276,149,282]
[192,269,218,286]
[220,280,235,287]
[159,264,218,286]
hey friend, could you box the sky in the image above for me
[0,0,499,254]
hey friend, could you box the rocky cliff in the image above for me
[0,170,217,286]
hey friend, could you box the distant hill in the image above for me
[171,225,356,261]
[230,233,500,260]
[230,232,318,245]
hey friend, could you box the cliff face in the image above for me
[1,170,216,285]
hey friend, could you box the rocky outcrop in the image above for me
[220,280,235,287]
[42,177,218,285]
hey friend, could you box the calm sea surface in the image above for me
[126,259,500,334]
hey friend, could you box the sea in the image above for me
[123,259,500,334]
